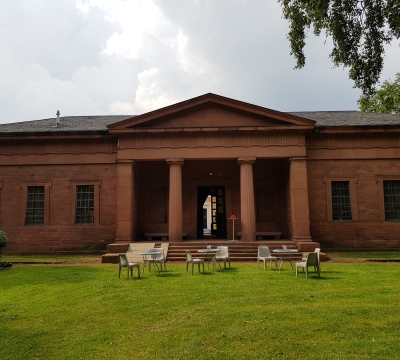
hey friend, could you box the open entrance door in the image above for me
[197,186,227,239]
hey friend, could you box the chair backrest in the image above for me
[217,246,229,257]
[119,254,128,267]
[258,246,271,257]
[185,250,193,262]
[306,252,318,266]
[315,248,321,262]
[126,244,135,262]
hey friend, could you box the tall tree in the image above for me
[278,0,400,96]
[358,73,400,113]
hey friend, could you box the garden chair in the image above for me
[185,250,204,274]
[295,252,320,279]
[257,246,278,270]
[213,246,230,269]
[146,248,167,271]
[302,248,321,272]
[118,254,140,279]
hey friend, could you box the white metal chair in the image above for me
[118,254,141,278]
[257,246,278,270]
[295,252,320,278]
[146,248,166,271]
[185,250,204,274]
[302,248,321,272]
[213,246,230,269]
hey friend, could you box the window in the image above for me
[324,177,359,222]
[383,180,400,221]
[25,186,45,225]
[75,185,94,225]
[20,181,51,226]
[331,181,352,221]
[70,181,100,226]
[0,181,2,224]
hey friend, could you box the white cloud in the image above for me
[0,0,398,124]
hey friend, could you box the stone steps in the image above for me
[167,241,300,262]
[101,240,301,263]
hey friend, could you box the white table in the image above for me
[198,248,221,269]
[272,249,298,272]
[138,250,163,273]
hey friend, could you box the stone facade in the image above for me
[1,94,400,252]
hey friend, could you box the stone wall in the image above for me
[0,164,117,252]
[308,159,400,249]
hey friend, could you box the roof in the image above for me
[0,115,134,134]
[1,111,400,135]
[289,111,400,127]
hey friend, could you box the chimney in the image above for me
[56,110,60,126]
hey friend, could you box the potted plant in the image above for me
[0,230,12,269]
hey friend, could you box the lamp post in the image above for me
[229,214,238,242]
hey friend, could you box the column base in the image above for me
[114,239,133,244]
[296,241,320,252]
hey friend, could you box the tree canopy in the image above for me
[278,0,400,96]
[358,73,400,113]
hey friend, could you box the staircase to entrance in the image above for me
[167,241,300,262]
[102,240,301,263]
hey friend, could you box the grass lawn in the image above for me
[1,256,400,359]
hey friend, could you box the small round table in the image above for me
[272,249,298,272]
[138,250,163,273]
[198,248,221,269]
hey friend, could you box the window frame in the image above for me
[20,181,51,226]
[70,181,101,226]
[0,181,2,224]
[324,177,359,222]
[376,176,400,222]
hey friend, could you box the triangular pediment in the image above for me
[108,93,315,133]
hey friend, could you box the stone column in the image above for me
[289,157,311,241]
[238,157,256,242]
[167,158,184,242]
[115,160,135,243]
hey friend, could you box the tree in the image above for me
[278,0,400,96]
[0,230,8,261]
[358,73,400,113]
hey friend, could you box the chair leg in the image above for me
[202,262,204,273]
[296,266,298,277]
[118,266,121,278]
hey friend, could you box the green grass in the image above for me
[1,254,103,263]
[329,252,400,260]
[1,259,400,359]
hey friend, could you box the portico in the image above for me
[110,93,314,245]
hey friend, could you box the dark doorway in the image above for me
[197,186,227,239]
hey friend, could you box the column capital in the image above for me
[237,157,256,165]
[166,158,184,166]
[116,159,135,164]
[289,156,308,162]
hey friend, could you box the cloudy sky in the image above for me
[0,0,399,124]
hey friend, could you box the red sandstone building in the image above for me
[1,93,400,254]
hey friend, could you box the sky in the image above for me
[0,0,399,124]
